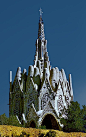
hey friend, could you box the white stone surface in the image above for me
[16,115,21,124]
[50,68,56,90]
[61,69,67,82]
[29,65,34,77]
[10,71,12,82]
[59,71,63,82]
[69,74,73,97]
[17,67,21,82]
[22,113,27,123]
[23,68,27,74]
[55,67,59,84]
[34,67,39,77]
[36,110,43,116]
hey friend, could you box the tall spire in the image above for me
[34,9,50,73]
[38,8,45,41]
[39,8,43,24]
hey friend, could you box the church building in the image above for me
[9,8,73,130]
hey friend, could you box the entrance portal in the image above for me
[30,121,36,128]
[41,114,59,130]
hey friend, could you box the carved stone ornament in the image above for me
[57,95,64,113]
[41,93,49,109]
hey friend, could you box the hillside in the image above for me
[0,125,86,137]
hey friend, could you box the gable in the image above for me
[41,100,58,118]
[40,78,53,97]
[12,76,23,95]
[27,103,38,121]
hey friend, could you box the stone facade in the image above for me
[9,8,73,129]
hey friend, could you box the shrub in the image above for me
[46,130,56,137]
[0,113,9,125]
[8,115,22,127]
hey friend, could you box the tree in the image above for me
[0,113,9,125]
[60,101,83,132]
[80,105,86,133]
[0,113,23,127]
[8,115,22,127]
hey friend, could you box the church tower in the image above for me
[9,8,73,129]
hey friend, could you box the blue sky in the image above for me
[0,0,86,118]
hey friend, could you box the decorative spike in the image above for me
[10,71,12,82]
[55,67,59,84]
[69,74,73,97]
[61,69,67,82]
[28,65,34,77]
[23,69,27,74]
[17,67,21,82]
[59,71,63,82]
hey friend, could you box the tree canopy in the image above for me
[0,114,22,127]
[60,101,86,133]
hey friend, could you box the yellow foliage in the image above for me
[0,125,86,137]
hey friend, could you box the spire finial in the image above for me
[39,8,43,17]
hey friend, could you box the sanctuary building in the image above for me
[9,8,73,129]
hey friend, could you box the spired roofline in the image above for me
[33,8,51,75]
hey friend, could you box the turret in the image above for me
[61,69,67,82]
[10,71,12,92]
[28,65,34,77]
[16,67,22,85]
[9,71,12,117]
[20,69,27,93]
[69,74,73,100]
[55,67,59,84]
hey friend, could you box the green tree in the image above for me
[8,115,22,127]
[60,101,83,132]
[0,113,9,125]
[80,105,86,133]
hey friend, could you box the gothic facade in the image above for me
[9,8,73,129]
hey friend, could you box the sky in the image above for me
[0,0,86,118]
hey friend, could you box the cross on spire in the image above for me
[39,8,43,16]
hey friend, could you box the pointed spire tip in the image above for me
[39,7,43,16]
